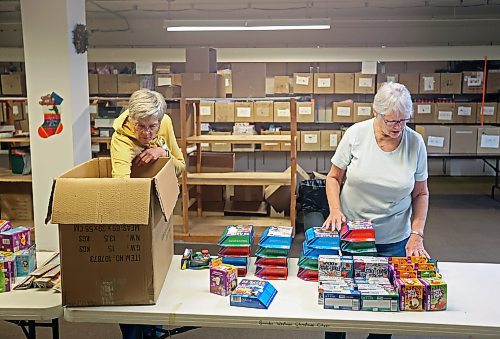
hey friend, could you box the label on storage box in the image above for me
[278,109,290,117]
[417,105,431,114]
[423,77,435,91]
[480,135,499,149]
[386,75,397,83]
[299,106,312,115]
[296,76,310,86]
[357,106,371,116]
[200,106,212,116]
[13,105,19,115]
[330,134,338,147]
[457,106,472,116]
[483,106,495,116]
[467,76,482,87]
[236,107,251,118]
[157,77,172,86]
[304,134,318,144]
[337,107,351,117]
[358,77,373,88]
[225,78,230,87]
[427,136,445,148]
[438,111,452,121]
[90,105,98,114]
[317,78,331,88]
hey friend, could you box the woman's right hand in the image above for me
[321,210,346,232]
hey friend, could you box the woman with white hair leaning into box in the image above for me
[323,82,430,339]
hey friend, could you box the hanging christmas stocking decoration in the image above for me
[38,92,64,138]
[38,113,63,138]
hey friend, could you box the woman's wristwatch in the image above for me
[161,143,170,157]
[410,230,424,238]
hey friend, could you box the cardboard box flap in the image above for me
[152,159,179,222]
[50,178,152,225]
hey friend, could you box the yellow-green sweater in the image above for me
[110,109,185,178]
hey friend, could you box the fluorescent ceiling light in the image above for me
[164,19,330,32]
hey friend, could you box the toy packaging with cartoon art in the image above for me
[230,279,277,309]
[395,278,424,311]
[217,225,254,277]
[420,276,447,311]
[318,255,354,280]
[209,257,238,297]
[0,226,31,252]
[255,226,292,280]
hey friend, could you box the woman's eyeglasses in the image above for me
[135,122,160,133]
[378,114,411,126]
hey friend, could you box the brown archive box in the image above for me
[313,73,334,94]
[261,131,281,151]
[232,63,266,98]
[1,73,26,95]
[234,102,254,123]
[98,74,118,94]
[332,101,354,123]
[440,73,462,94]
[320,130,342,151]
[435,103,455,124]
[398,73,419,94]
[274,102,291,123]
[88,74,99,94]
[297,101,315,123]
[450,126,478,154]
[354,73,376,94]
[47,158,177,306]
[199,101,215,123]
[185,47,217,74]
[334,73,354,93]
[486,72,500,94]
[181,73,226,98]
[462,71,483,94]
[477,103,498,124]
[209,131,232,152]
[413,103,436,124]
[454,103,477,124]
[274,76,290,94]
[215,102,235,122]
[477,127,500,155]
[300,131,321,151]
[293,73,313,94]
[117,75,141,94]
[253,101,274,123]
[416,125,450,154]
[419,73,441,94]
[377,74,399,90]
[353,103,373,122]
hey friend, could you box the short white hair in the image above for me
[373,82,413,117]
[128,89,166,121]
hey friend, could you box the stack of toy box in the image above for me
[209,257,238,296]
[340,219,377,256]
[297,227,340,281]
[0,221,36,293]
[390,256,446,311]
[230,279,277,309]
[255,226,293,280]
[217,225,254,276]
[14,253,60,291]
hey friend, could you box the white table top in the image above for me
[64,256,500,337]
[0,252,62,321]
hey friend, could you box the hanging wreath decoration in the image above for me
[72,23,89,54]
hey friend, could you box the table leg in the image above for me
[52,318,59,339]
[28,320,36,339]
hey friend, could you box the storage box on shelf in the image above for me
[178,97,299,242]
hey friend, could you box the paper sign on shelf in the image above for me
[483,106,495,116]
[330,134,338,147]
[317,78,331,88]
[457,106,472,116]
[135,61,153,75]
[200,106,212,116]
[296,76,310,86]
[480,135,500,149]
[299,106,312,115]
[357,106,371,116]
[423,77,435,91]
[361,61,377,75]
[427,136,445,148]
[278,109,290,117]
[438,111,452,121]
[236,107,251,118]
[417,105,431,114]
[157,77,172,86]
[358,77,373,88]
[304,134,318,144]
[337,107,351,116]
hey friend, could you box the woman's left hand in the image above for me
[405,234,430,258]
[134,147,165,166]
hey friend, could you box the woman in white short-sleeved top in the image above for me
[323,82,430,259]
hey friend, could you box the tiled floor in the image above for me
[1,176,499,339]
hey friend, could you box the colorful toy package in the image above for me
[302,242,340,257]
[298,254,318,270]
[209,257,238,296]
[318,278,354,305]
[230,279,277,309]
[360,288,399,312]
[323,287,361,311]
[255,265,288,280]
[217,225,254,247]
[14,244,37,277]
[420,277,447,311]
[255,257,287,267]
[318,255,354,280]
[0,256,16,292]
[255,246,289,258]
[297,267,319,281]
[0,220,12,233]
[305,227,340,249]
[340,219,376,242]
[0,226,31,252]
[258,226,293,249]
[395,278,424,311]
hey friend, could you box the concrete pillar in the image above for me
[20,0,91,251]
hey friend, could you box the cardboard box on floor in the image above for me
[450,126,478,154]
[46,157,177,306]
[264,165,309,213]
[416,125,450,154]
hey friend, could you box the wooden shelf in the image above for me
[0,137,30,143]
[91,137,111,143]
[187,172,291,186]
[0,168,32,182]
[186,134,291,144]
[173,215,290,243]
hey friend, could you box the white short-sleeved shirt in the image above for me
[331,118,428,244]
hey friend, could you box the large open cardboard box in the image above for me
[46,157,178,306]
